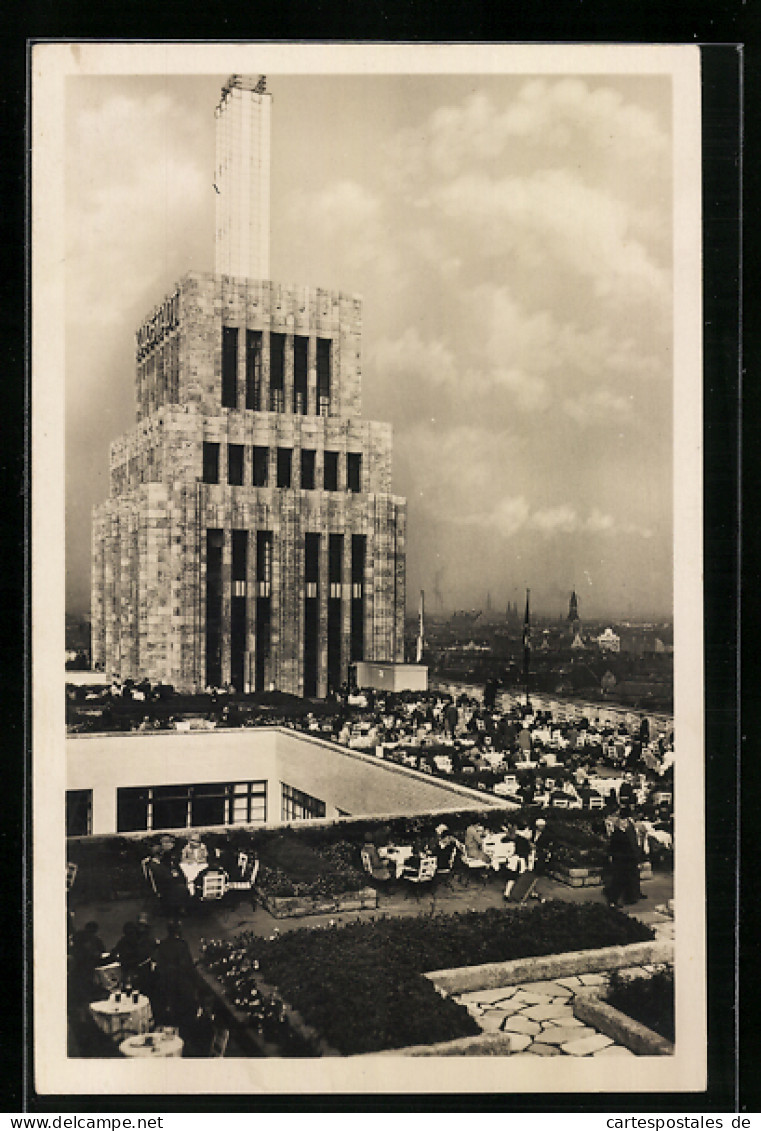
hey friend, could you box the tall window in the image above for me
[206,529,224,687]
[252,445,269,487]
[202,442,220,484]
[276,447,292,488]
[317,338,331,416]
[293,335,308,415]
[347,452,362,493]
[222,326,238,408]
[324,450,339,491]
[66,789,92,837]
[327,533,343,692]
[256,531,273,597]
[245,330,263,410]
[300,449,316,490]
[351,533,366,662]
[231,530,248,692]
[281,783,326,821]
[227,443,244,486]
[269,332,285,411]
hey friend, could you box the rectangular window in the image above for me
[324,450,339,491]
[329,533,343,586]
[317,338,331,415]
[190,782,227,828]
[231,529,248,692]
[257,530,273,597]
[117,783,267,832]
[351,534,366,662]
[206,528,224,687]
[276,447,292,488]
[300,449,316,490]
[269,332,285,411]
[202,441,220,484]
[252,445,269,487]
[222,326,238,408]
[305,532,320,585]
[230,782,267,824]
[227,443,244,486]
[347,452,362,493]
[117,786,150,833]
[66,789,92,837]
[293,335,308,415]
[245,330,262,410]
[281,783,326,822]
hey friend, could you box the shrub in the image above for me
[202,903,654,1055]
[606,967,675,1043]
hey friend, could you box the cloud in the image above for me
[563,387,633,426]
[67,92,207,328]
[386,78,669,188]
[283,179,400,282]
[429,168,669,310]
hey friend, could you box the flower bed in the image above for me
[199,902,654,1056]
[605,966,675,1044]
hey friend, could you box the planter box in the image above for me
[254,884,377,919]
[573,991,674,1056]
[548,861,653,888]
[196,965,339,1057]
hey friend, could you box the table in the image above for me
[89,993,153,1038]
[378,844,414,878]
[120,1030,184,1058]
[179,859,207,895]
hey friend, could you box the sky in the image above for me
[65,70,674,621]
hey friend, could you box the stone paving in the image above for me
[452,969,653,1057]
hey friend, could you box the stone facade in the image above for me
[91,272,406,694]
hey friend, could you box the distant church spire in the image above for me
[568,590,579,623]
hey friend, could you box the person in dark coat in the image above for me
[109,921,142,989]
[152,920,199,1035]
[605,815,644,907]
[70,920,106,1002]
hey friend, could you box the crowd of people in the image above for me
[67,913,209,1053]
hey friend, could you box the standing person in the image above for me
[133,912,159,998]
[152,920,199,1036]
[604,815,643,907]
[108,921,141,989]
[70,920,106,1005]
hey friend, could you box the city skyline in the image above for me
[66,70,675,621]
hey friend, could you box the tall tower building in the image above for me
[214,75,271,280]
[91,77,407,696]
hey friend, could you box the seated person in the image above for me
[361,833,393,881]
[463,823,491,863]
[501,840,527,899]
[431,824,461,870]
[181,831,209,867]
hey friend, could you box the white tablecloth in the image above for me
[179,859,207,894]
[89,994,153,1038]
[378,845,414,878]
[120,1031,183,1058]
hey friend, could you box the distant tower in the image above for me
[214,75,272,279]
[568,590,579,624]
[568,589,584,649]
[416,590,425,663]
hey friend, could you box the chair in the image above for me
[199,869,228,901]
[401,854,437,898]
[210,1027,230,1057]
[432,842,459,890]
[587,793,605,810]
[141,857,160,898]
[551,794,570,809]
[66,862,78,892]
[227,852,259,890]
